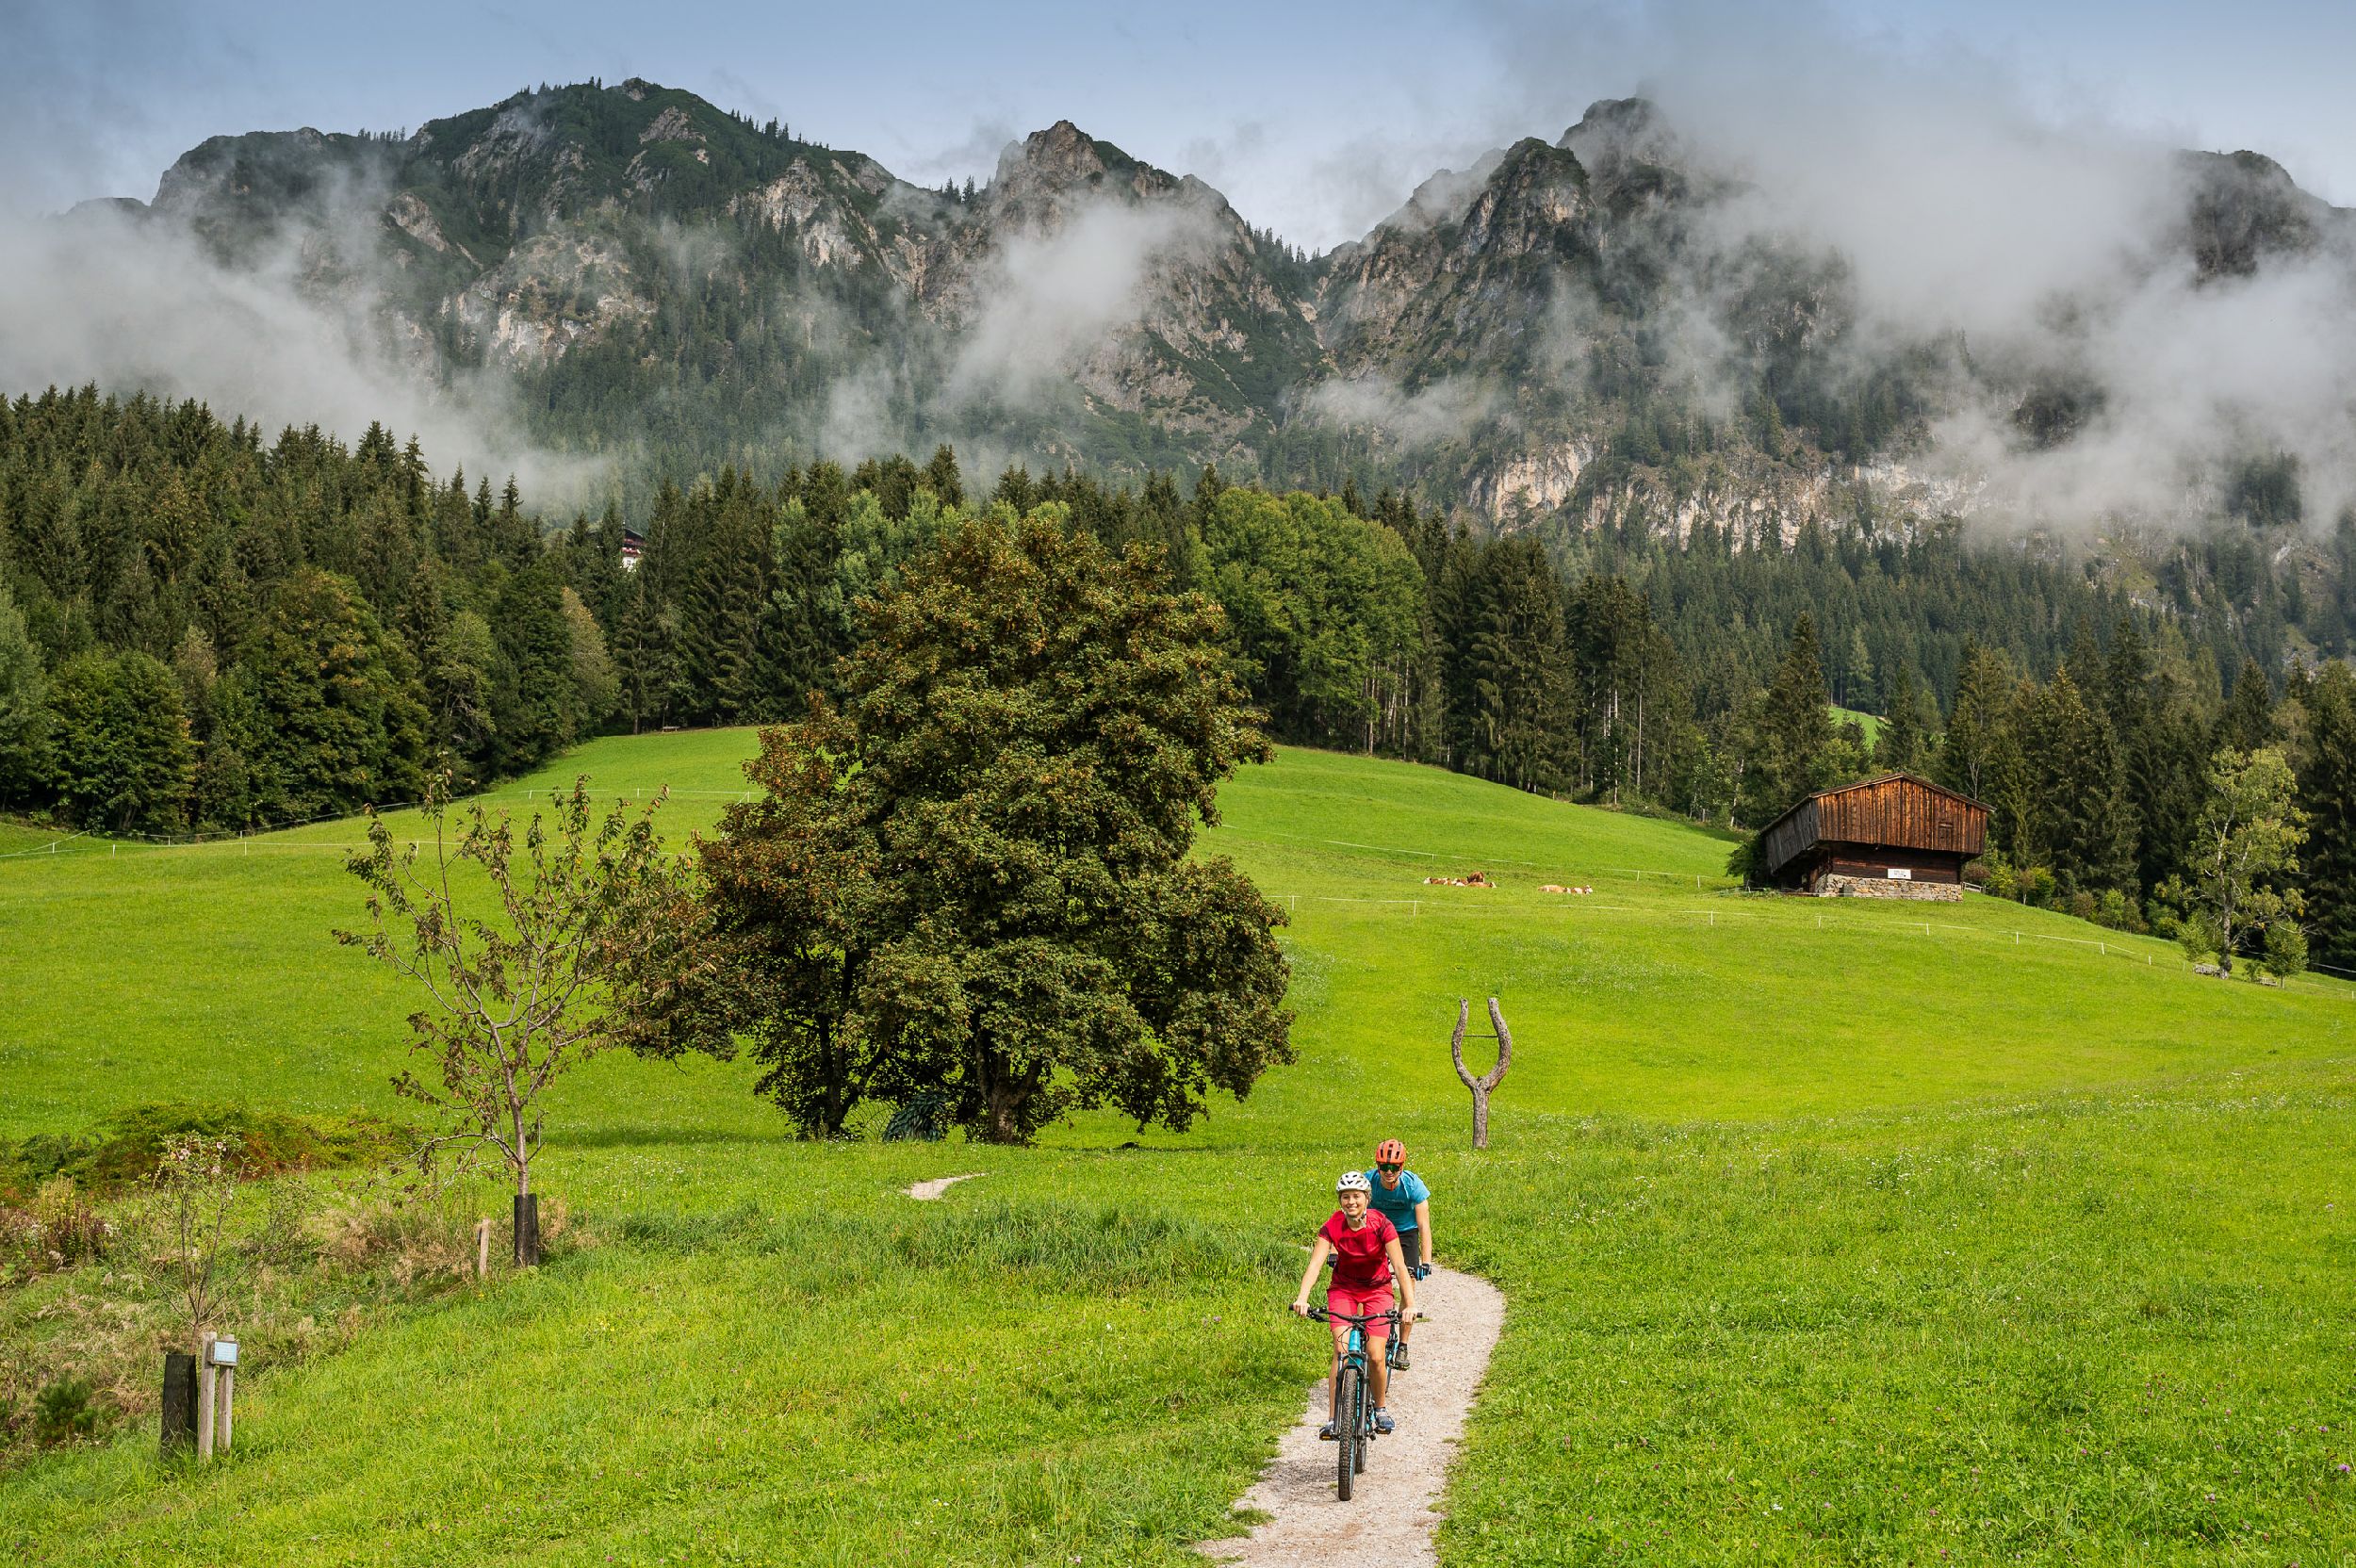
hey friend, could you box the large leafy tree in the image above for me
[247,569,429,821]
[2191,746,2307,975]
[696,509,1292,1144]
[44,649,196,831]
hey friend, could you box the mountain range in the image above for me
[49,77,2356,579]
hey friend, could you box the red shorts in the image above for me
[1325,1285,1395,1347]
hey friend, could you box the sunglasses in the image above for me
[1376,1162,1402,1172]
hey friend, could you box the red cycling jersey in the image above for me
[1319,1211,1399,1290]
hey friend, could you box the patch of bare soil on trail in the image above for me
[903,1172,984,1200]
[1197,1266,1506,1567]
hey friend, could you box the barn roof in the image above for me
[1755,772,1990,881]
[1805,772,1984,810]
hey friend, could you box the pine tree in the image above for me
[491,564,581,774]
[2297,662,2356,969]
[2217,658,2279,751]
[1756,612,1834,817]
[1844,625,1875,710]
[2026,670,2136,890]
[1873,663,1929,773]
[1461,537,1575,794]
[1936,639,2011,802]
[921,445,965,510]
[0,580,45,804]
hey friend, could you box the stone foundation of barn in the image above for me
[1814,874,1962,902]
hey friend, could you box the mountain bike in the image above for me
[1306,1304,1400,1500]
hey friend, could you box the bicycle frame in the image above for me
[1304,1304,1401,1500]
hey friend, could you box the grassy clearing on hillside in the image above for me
[4,732,2352,1564]
[1830,704,1885,745]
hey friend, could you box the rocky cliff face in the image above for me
[94,78,2356,548]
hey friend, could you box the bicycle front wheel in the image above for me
[1333,1362,1360,1500]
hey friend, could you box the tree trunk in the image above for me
[1448,997,1514,1151]
[979,1047,1034,1144]
[514,1131,539,1266]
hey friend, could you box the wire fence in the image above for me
[8,810,2348,1004]
[0,782,740,861]
[1264,887,2356,1003]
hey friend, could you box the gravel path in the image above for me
[1197,1266,1505,1567]
[903,1172,984,1200]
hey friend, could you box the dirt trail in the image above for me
[1197,1266,1505,1567]
[903,1172,984,1200]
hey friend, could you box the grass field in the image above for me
[3,732,2351,1564]
[1829,705,1885,746]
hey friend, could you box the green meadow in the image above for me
[3,732,2352,1564]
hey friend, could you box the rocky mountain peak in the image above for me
[1557,96,1695,208]
[987,121,1166,218]
[2178,147,2348,277]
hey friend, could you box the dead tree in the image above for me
[1449,996,1513,1150]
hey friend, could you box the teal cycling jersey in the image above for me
[1364,1168,1428,1234]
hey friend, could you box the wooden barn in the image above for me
[1755,773,1988,901]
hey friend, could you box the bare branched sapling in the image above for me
[155,1135,242,1349]
[338,776,704,1264]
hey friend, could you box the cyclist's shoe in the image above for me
[1318,1421,1339,1441]
[1391,1340,1411,1372]
[1372,1408,1396,1435]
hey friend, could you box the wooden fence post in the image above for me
[477,1217,492,1279]
[1449,997,1514,1151]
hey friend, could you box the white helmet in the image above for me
[1336,1170,1372,1194]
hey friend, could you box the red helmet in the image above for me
[1374,1138,1405,1164]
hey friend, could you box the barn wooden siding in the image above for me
[1758,774,1988,884]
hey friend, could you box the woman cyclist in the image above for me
[1290,1170,1417,1437]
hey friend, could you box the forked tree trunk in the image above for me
[1450,996,1513,1150]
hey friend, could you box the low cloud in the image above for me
[944,199,1221,406]
[1460,0,2356,532]
[0,192,603,505]
[1297,375,1503,449]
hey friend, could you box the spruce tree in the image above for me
[1757,612,1835,816]
[1873,663,1928,773]
[1937,640,2011,802]
[2027,670,2136,890]
[2298,663,2356,969]
[1462,537,1577,793]
[2217,659,2279,752]
[0,580,44,804]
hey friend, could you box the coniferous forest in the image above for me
[1,384,2350,973]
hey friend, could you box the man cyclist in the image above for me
[1290,1170,1416,1438]
[1366,1138,1432,1369]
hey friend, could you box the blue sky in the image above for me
[6,0,2353,249]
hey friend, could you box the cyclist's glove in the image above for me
[1411,1263,1432,1281]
